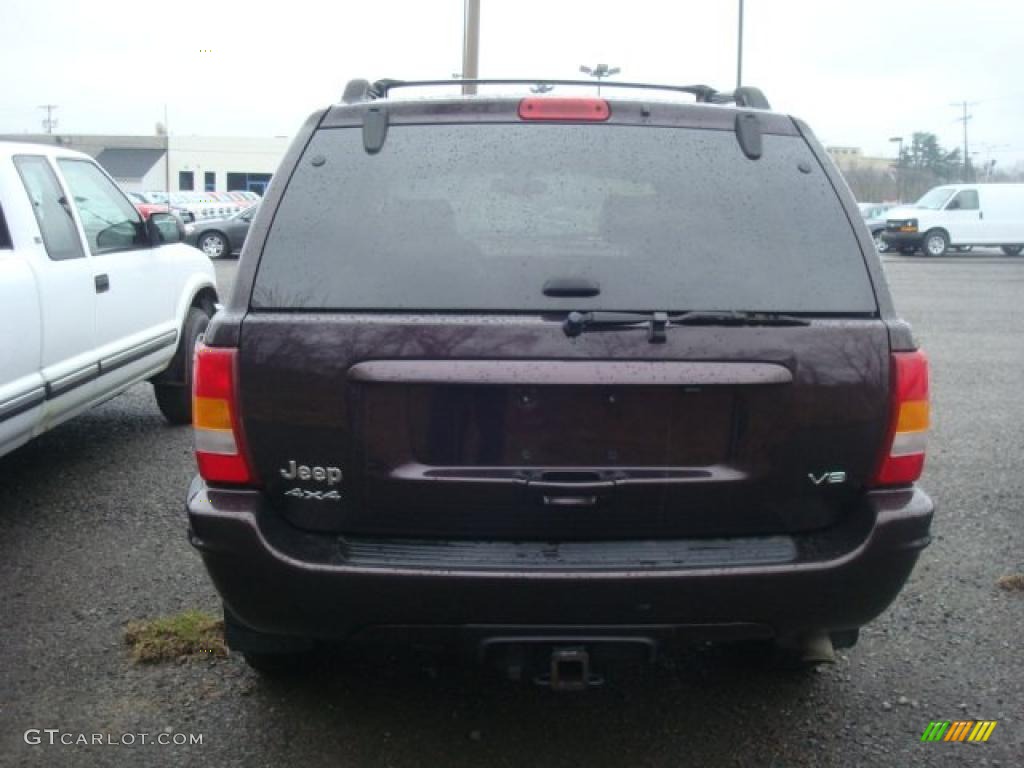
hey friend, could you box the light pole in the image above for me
[889,136,903,203]
[461,0,481,95]
[165,104,171,200]
[736,0,744,89]
[579,64,620,96]
[38,104,59,134]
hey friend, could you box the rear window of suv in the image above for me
[253,123,876,313]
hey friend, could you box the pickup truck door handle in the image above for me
[94,274,110,293]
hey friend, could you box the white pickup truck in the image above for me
[0,141,218,459]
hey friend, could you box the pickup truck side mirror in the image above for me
[147,212,185,245]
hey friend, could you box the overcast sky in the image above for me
[3,0,1024,168]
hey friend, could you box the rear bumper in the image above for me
[186,477,933,643]
[880,230,923,248]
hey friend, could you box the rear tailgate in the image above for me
[233,102,890,541]
[238,314,889,539]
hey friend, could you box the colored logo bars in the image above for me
[921,721,997,743]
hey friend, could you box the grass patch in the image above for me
[996,574,1024,592]
[125,610,227,663]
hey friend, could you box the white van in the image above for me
[881,183,1024,256]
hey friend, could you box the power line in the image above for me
[973,91,1024,105]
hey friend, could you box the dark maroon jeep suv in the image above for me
[187,79,933,682]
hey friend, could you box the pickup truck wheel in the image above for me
[154,306,210,425]
[1001,245,1023,256]
[923,229,949,257]
[199,231,228,259]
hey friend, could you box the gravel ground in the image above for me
[1,254,1022,767]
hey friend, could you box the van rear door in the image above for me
[980,185,1024,243]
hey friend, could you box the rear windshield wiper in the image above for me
[563,310,809,341]
[563,311,667,340]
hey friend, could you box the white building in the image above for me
[825,146,894,174]
[0,133,291,195]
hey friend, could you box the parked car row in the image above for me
[132,189,261,223]
[123,190,259,260]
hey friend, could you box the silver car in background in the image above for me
[185,204,258,258]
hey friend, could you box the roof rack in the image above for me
[340,79,771,110]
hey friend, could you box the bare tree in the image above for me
[841,167,897,203]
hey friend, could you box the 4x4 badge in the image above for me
[809,471,846,486]
[284,487,341,501]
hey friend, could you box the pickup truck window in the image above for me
[13,155,86,261]
[0,202,11,248]
[57,159,145,255]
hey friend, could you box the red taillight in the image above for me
[518,97,610,121]
[872,350,930,487]
[192,343,257,485]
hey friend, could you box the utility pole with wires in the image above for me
[951,101,976,182]
[38,104,58,134]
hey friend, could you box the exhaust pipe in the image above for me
[797,630,836,665]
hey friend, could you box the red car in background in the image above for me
[127,191,195,223]
[129,198,169,219]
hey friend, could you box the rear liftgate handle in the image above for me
[529,474,614,508]
[543,494,599,508]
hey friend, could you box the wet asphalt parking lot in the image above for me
[1,253,1022,767]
